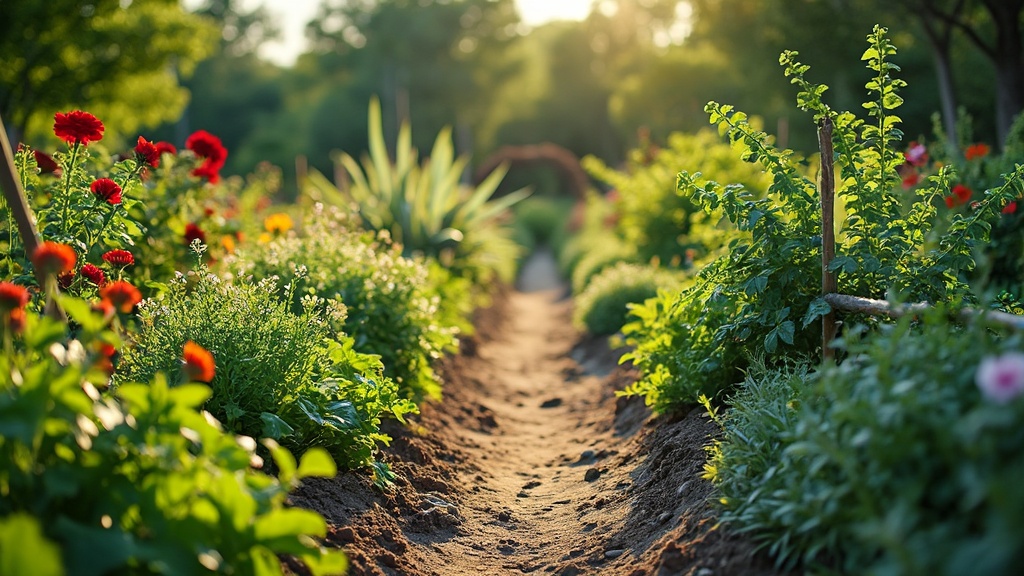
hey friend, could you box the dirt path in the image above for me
[290,250,782,576]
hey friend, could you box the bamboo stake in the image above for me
[0,113,63,320]
[818,116,838,360]
[824,293,1024,331]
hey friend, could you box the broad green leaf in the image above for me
[260,412,295,439]
[0,514,64,576]
[297,448,337,479]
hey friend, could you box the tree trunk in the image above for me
[983,0,1024,145]
[933,47,960,154]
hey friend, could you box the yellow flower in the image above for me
[263,213,293,234]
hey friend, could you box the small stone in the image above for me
[584,468,601,482]
[541,397,563,408]
[695,568,713,576]
[677,480,691,495]
[658,512,673,523]
[579,450,596,461]
[604,549,626,559]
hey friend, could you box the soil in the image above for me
[287,249,785,576]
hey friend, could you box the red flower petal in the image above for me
[53,111,104,146]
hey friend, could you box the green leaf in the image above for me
[297,448,337,479]
[254,509,326,544]
[0,514,64,576]
[263,439,297,484]
[802,298,832,328]
[777,320,795,346]
[260,412,295,440]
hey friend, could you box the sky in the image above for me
[195,0,595,67]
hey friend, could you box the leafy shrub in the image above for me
[620,26,1024,412]
[305,98,527,297]
[583,128,772,265]
[118,265,414,473]
[231,208,462,402]
[512,196,574,247]
[1,302,346,575]
[570,239,638,295]
[706,311,1024,575]
[573,262,685,336]
[555,191,618,277]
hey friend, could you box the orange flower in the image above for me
[0,282,30,312]
[99,280,142,313]
[264,213,293,234]
[32,242,77,276]
[965,143,991,161]
[182,341,215,383]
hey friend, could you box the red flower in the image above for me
[33,150,60,175]
[33,242,77,276]
[1003,201,1017,215]
[904,141,928,167]
[81,263,106,286]
[102,249,134,267]
[944,195,956,209]
[182,341,216,383]
[184,223,206,245]
[99,280,142,313]
[185,130,227,183]
[965,143,991,161]
[192,161,222,184]
[952,184,973,204]
[53,111,104,146]
[0,281,30,312]
[901,172,920,189]
[6,307,26,334]
[134,136,161,168]
[90,178,122,205]
[58,271,75,290]
[155,141,177,156]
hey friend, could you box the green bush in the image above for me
[1,301,346,575]
[570,239,638,295]
[706,311,1024,574]
[512,196,574,247]
[583,128,772,265]
[118,265,414,474]
[620,26,1024,412]
[573,262,685,336]
[231,209,462,403]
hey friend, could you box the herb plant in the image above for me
[621,26,1024,412]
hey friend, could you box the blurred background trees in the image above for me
[2,0,1021,196]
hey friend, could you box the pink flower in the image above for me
[904,142,928,167]
[976,353,1024,403]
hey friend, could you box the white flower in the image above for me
[975,353,1024,403]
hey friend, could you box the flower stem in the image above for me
[60,142,80,236]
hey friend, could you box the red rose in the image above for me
[1003,201,1017,215]
[134,136,161,168]
[53,111,104,146]
[90,178,123,205]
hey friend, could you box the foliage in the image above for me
[573,262,685,336]
[706,310,1024,574]
[0,0,217,142]
[511,196,574,247]
[305,98,527,296]
[620,26,1024,412]
[0,301,346,575]
[118,265,414,474]
[583,128,773,266]
[230,206,462,402]
[570,239,638,295]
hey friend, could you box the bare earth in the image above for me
[288,250,784,576]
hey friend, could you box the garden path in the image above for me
[291,249,782,576]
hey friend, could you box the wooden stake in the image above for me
[818,116,838,360]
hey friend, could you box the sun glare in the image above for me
[516,0,594,27]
